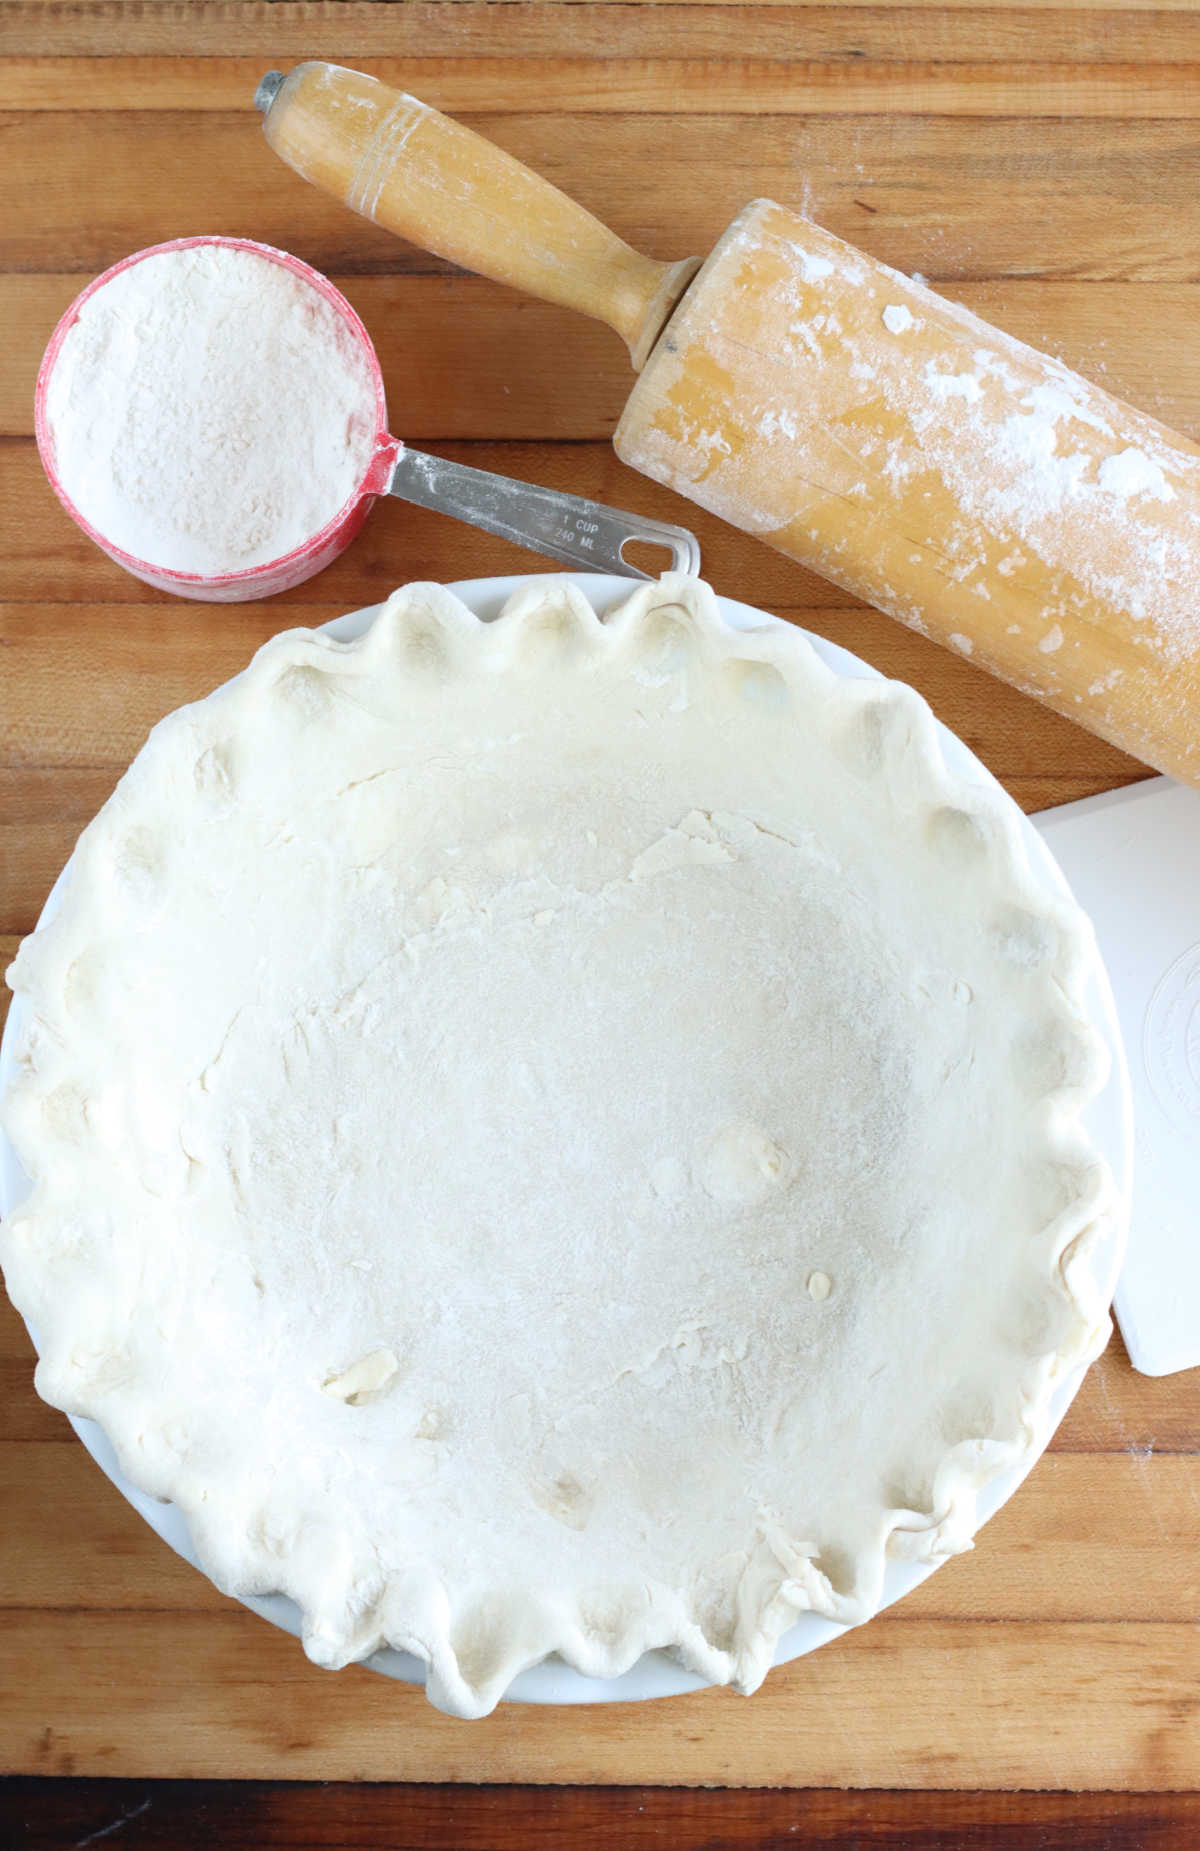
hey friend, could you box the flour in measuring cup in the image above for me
[44,243,378,576]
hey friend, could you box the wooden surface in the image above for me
[4,1783,1200,1851]
[2,0,1199,1841]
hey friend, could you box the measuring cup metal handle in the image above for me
[385,446,701,580]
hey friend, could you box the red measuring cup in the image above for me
[35,236,699,603]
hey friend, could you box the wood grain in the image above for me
[6,0,1200,24]
[4,1607,1199,1786]
[5,113,1200,283]
[3,0,1199,1809]
[9,58,1200,119]
[6,4,1200,64]
[3,1781,1200,1851]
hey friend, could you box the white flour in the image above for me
[882,304,914,335]
[45,243,378,576]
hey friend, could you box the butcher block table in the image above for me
[2,2,1200,1846]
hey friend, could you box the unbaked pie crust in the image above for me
[1,575,1114,1717]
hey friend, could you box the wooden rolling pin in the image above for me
[256,63,1200,784]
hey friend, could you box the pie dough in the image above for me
[0,575,1114,1717]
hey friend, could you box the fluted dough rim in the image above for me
[1,574,1116,1719]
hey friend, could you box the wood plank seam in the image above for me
[6,73,1200,119]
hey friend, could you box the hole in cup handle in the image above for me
[620,534,697,579]
[616,520,702,581]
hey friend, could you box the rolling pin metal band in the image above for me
[616,201,1200,783]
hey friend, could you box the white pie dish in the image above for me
[0,572,1132,1708]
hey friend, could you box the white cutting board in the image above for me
[1037,777,1200,1376]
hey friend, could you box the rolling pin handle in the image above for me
[255,62,699,366]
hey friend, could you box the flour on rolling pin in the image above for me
[616,201,1200,780]
[43,242,377,576]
